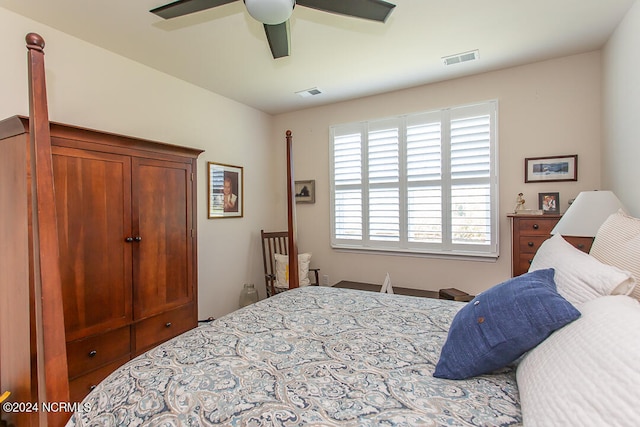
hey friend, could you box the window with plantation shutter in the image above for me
[330,101,498,258]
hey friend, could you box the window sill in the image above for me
[330,244,499,262]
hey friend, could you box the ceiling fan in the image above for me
[150,0,396,59]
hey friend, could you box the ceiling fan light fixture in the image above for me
[244,0,295,25]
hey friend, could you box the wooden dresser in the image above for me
[44,118,204,402]
[508,214,593,277]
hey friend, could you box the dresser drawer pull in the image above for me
[527,241,534,247]
[88,350,97,358]
[532,224,539,230]
[165,322,172,328]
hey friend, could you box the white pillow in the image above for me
[590,209,640,301]
[274,253,312,289]
[517,295,640,427]
[529,234,635,306]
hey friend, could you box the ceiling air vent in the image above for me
[296,87,323,98]
[442,50,479,66]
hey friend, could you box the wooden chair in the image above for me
[261,230,320,297]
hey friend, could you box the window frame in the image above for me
[329,100,499,259]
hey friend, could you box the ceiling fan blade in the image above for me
[297,0,396,22]
[264,21,291,59]
[150,0,237,19]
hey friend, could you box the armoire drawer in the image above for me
[67,326,131,379]
[69,355,130,403]
[134,304,196,354]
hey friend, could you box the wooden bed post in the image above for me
[26,32,70,426]
[286,130,300,288]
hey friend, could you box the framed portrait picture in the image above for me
[538,192,560,214]
[208,162,243,218]
[525,155,577,183]
[295,180,315,204]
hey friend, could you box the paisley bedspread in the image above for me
[66,286,521,426]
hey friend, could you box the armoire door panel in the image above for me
[52,146,133,341]
[132,158,193,319]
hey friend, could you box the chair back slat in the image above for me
[261,230,290,296]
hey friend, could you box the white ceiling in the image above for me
[0,0,635,115]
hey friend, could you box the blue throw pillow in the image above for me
[433,268,580,380]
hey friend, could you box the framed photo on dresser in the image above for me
[539,192,560,214]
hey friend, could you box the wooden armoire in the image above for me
[1,116,203,403]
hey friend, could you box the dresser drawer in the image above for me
[563,236,593,253]
[509,214,561,277]
[516,218,557,235]
[517,236,550,254]
[517,254,536,275]
[67,326,130,379]
[69,356,130,403]
[134,304,196,354]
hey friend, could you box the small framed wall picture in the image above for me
[208,162,243,218]
[295,180,315,204]
[525,155,577,183]
[538,192,560,214]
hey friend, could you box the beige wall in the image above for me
[273,52,603,296]
[603,0,640,216]
[0,7,278,319]
[3,1,635,315]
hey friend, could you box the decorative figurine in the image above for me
[514,192,526,213]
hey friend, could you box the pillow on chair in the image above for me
[274,253,312,289]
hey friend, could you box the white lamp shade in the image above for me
[245,0,295,25]
[551,191,626,237]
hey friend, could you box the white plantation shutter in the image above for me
[407,112,442,244]
[330,101,498,257]
[368,121,400,242]
[450,109,493,248]
[333,128,363,240]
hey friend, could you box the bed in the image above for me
[4,31,640,427]
[66,287,519,426]
[65,231,640,427]
[64,211,640,426]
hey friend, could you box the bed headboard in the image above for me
[0,33,70,427]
